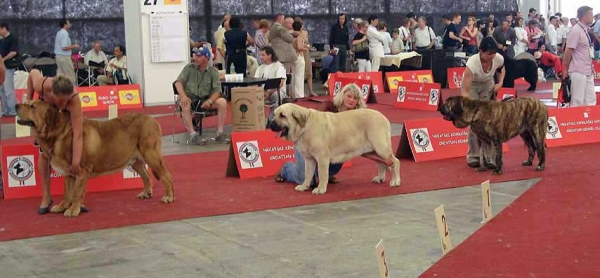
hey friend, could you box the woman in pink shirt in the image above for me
[526,20,543,54]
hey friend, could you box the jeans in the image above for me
[0,68,17,116]
[280,148,344,185]
[331,45,347,72]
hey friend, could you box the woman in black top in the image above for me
[351,21,371,72]
[224,16,254,76]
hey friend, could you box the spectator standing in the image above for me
[0,22,18,117]
[563,6,596,107]
[329,13,351,73]
[54,19,79,84]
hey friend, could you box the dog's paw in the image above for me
[492,169,503,175]
[389,179,401,187]
[161,196,175,203]
[535,165,545,171]
[311,187,327,195]
[136,191,152,199]
[522,160,533,166]
[476,167,488,172]
[50,201,68,213]
[64,206,81,217]
[371,176,385,183]
[294,184,310,192]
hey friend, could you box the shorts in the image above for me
[175,95,207,114]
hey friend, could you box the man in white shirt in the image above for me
[254,46,287,122]
[413,16,436,49]
[545,16,559,54]
[556,17,570,54]
[366,15,384,71]
[84,40,109,77]
[97,45,127,86]
[54,19,79,84]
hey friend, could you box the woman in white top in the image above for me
[398,19,412,51]
[513,17,529,56]
[292,21,308,99]
[366,15,384,71]
[461,36,505,169]
[378,22,393,55]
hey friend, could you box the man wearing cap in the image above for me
[174,46,229,145]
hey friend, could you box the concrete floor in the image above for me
[0,85,538,277]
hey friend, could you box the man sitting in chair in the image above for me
[255,45,287,121]
[175,46,229,145]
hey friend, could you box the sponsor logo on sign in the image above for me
[429,89,439,106]
[79,92,98,107]
[334,82,342,96]
[410,128,434,153]
[119,90,141,105]
[397,87,406,102]
[546,116,563,139]
[7,155,36,187]
[361,84,370,98]
[236,141,264,169]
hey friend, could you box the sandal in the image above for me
[274,167,285,183]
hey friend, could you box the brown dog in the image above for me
[15,100,175,217]
[438,96,548,174]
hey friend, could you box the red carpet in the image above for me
[0,134,597,241]
[420,172,600,277]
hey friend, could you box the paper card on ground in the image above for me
[481,180,492,223]
[375,239,390,278]
[552,82,561,99]
[15,117,31,138]
[108,104,118,119]
[434,205,453,255]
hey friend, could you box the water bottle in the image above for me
[229,63,235,74]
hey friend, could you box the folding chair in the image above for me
[263,77,284,106]
[171,81,218,144]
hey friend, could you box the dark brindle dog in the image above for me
[438,96,548,174]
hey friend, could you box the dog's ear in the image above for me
[38,106,59,139]
[452,97,464,117]
[291,108,308,128]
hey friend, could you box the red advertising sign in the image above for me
[447,67,466,89]
[330,77,376,103]
[386,70,434,92]
[546,105,600,147]
[15,84,143,112]
[1,144,144,200]
[396,118,509,162]
[226,130,295,179]
[593,62,600,80]
[496,88,517,101]
[338,71,385,94]
[394,82,442,111]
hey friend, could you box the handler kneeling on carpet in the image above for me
[25,70,88,214]
[273,84,367,186]
[460,36,506,169]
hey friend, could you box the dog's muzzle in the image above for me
[16,119,35,127]
[438,106,454,122]
[269,121,289,138]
